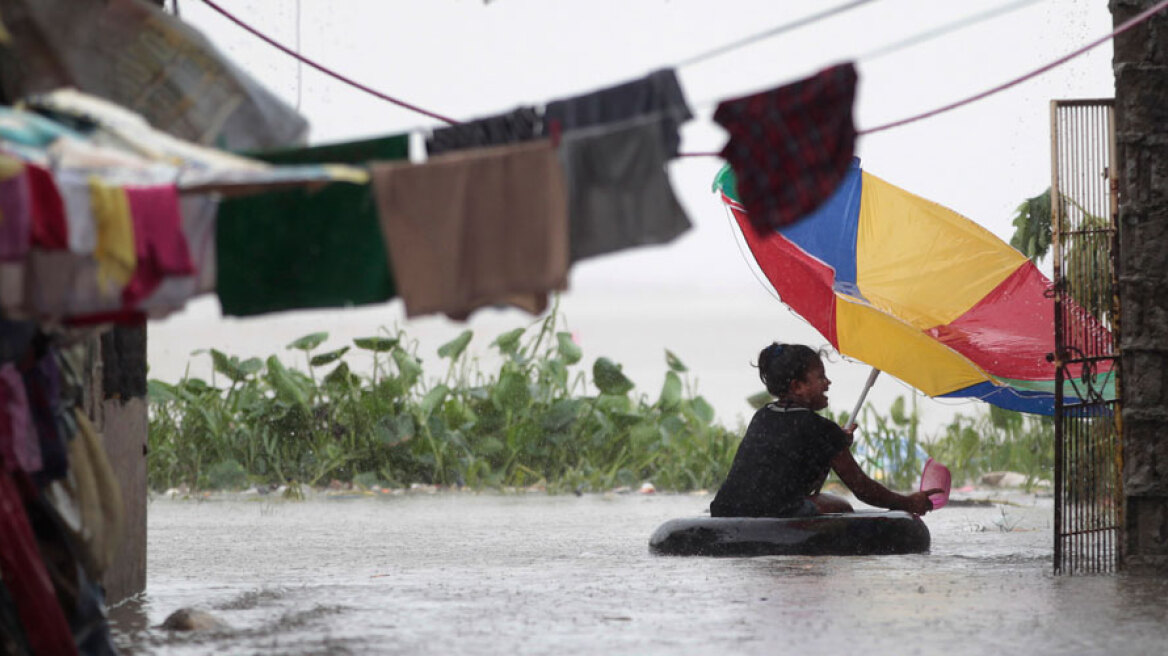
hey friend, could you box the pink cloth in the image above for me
[26,164,68,250]
[0,170,31,261]
[122,184,195,307]
[0,469,78,656]
[0,364,39,474]
[138,194,219,318]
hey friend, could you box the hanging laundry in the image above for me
[50,192,212,325]
[50,410,124,580]
[22,251,124,320]
[558,114,692,262]
[20,351,66,483]
[425,106,541,156]
[0,105,81,152]
[714,62,858,229]
[52,341,88,412]
[0,157,29,261]
[0,320,35,363]
[137,194,219,318]
[89,179,137,292]
[544,68,693,157]
[55,170,97,254]
[216,135,406,317]
[0,364,38,474]
[0,261,20,316]
[25,163,68,250]
[371,140,569,320]
[0,470,78,656]
[122,185,194,307]
[0,582,31,655]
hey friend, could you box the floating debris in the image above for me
[160,608,230,632]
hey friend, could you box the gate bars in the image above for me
[1050,99,1122,574]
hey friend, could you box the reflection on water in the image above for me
[110,493,1168,655]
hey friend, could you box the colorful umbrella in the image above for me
[714,159,1114,415]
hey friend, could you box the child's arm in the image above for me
[829,449,937,515]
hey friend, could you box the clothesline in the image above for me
[199,0,880,129]
[678,0,1167,156]
[852,0,1044,64]
[685,0,1047,112]
[195,0,882,132]
[1,87,699,324]
[198,0,459,125]
[672,0,881,69]
[195,0,1161,157]
[860,0,1168,136]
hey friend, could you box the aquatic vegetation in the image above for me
[927,406,1053,490]
[149,310,1055,495]
[147,310,740,493]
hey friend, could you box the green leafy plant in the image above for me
[150,314,1056,496]
[147,310,741,494]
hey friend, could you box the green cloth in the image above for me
[216,134,407,316]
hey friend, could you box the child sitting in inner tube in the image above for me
[710,343,941,518]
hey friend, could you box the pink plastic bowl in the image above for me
[920,457,952,510]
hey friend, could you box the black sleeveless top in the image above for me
[710,404,850,518]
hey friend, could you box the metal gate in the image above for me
[1050,99,1122,574]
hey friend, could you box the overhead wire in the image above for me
[859,0,1168,136]
[197,0,459,125]
[197,0,878,128]
[688,0,1165,150]
[673,0,881,69]
[855,0,1043,63]
[688,0,1047,112]
[294,0,302,111]
[196,0,1167,144]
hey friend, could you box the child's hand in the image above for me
[906,489,943,515]
[842,424,856,447]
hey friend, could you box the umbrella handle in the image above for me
[844,368,881,430]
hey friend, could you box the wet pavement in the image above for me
[110,492,1168,655]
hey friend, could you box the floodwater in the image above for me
[110,492,1168,656]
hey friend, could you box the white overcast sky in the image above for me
[149,0,1117,429]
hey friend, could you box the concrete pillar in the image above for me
[1112,0,1168,572]
[98,322,148,603]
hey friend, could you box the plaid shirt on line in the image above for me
[714,62,858,230]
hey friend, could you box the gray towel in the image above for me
[558,114,692,263]
[544,69,692,157]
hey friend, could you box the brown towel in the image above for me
[371,140,569,320]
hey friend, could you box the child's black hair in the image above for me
[756,343,823,400]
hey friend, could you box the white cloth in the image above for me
[56,170,97,254]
